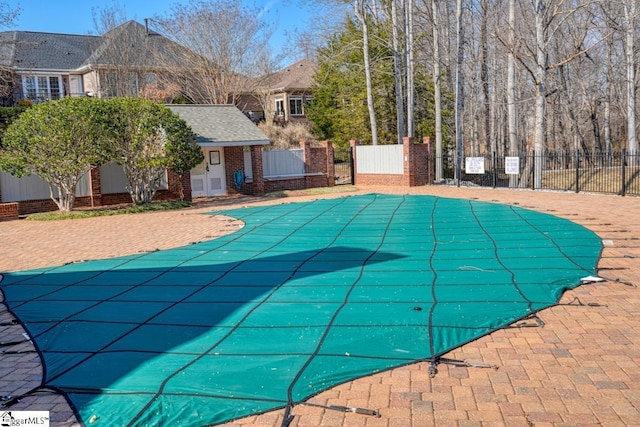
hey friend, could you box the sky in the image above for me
[7,0,315,64]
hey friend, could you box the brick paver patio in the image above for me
[1,186,638,427]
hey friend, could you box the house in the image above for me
[0,23,324,220]
[267,59,316,125]
[0,21,317,120]
[236,59,316,125]
[167,104,270,197]
[0,20,186,105]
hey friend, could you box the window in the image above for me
[69,75,83,96]
[289,97,303,116]
[102,71,118,98]
[22,75,63,102]
[100,71,139,97]
[275,99,284,116]
[145,73,157,85]
[126,72,139,96]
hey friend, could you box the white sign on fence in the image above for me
[505,156,520,175]
[465,157,485,174]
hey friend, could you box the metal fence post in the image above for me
[621,148,626,197]
[575,149,580,193]
[492,151,497,188]
[349,147,355,185]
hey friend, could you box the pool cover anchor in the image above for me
[428,357,499,378]
[560,297,607,307]
[0,386,54,408]
[304,402,381,417]
[281,401,381,426]
[506,314,545,329]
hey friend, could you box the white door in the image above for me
[190,148,227,197]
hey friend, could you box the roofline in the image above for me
[197,140,270,147]
[12,68,81,75]
[0,29,99,38]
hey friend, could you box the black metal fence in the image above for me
[438,150,640,196]
[334,148,354,185]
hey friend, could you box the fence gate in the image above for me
[334,148,354,185]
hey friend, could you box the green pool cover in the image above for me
[0,194,602,426]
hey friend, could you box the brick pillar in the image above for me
[224,146,244,194]
[403,137,414,186]
[250,144,265,196]
[324,140,335,186]
[181,170,192,201]
[89,166,102,207]
[300,141,311,174]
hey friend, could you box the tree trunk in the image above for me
[432,0,444,182]
[354,0,379,145]
[624,0,638,154]
[405,0,415,138]
[533,0,546,189]
[454,0,465,182]
[604,97,612,166]
[480,0,491,155]
[392,0,405,144]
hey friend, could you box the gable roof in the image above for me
[0,30,96,70]
[167,104,270,147]
[0,21,185,72]
[267,59,316,92]
[83,21,185,70]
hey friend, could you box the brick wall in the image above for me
[264,177,307,192]
[101,189,183,206]
[5,168,187,219]
[350,137,432,187]
[89,167,102,207]
[0,203,19,222]
[355,173,405,186]
[238,142,335,196]
[166,169,192,202]
[223,146,245,195]
[16,198,59,216]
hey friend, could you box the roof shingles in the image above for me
[167,104,270,146]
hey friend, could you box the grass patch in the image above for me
[26,200,192,221]
[265,185,359,198]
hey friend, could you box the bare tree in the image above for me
[623,0,638,154]
[507,0,518,152]
[499,0,606,188]
[431,0,444,182]
[405,0,415,138]
[0,2,18,28]
[454,0,465,182]
[354,0,380,145]
[0,2,20,98]
[251,48,286,126]
[91,1,127,34]
[479,0,490,155]
[152,0,274,105]
[391,0,405,144]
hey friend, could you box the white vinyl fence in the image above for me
[0,171,90,202]
[99,163,128,194]
[243,149,306,180]
[355,144,403,174]
[0,163,168,203]
[99,163,167,194]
